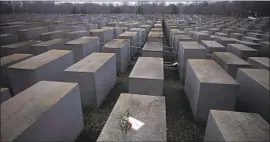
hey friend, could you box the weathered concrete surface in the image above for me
[97,93,166,142]
[39,30,67,41]
[1,40,41,57]
[90,28,112,44]
[118,31,138,59]
[184,59,239,123]
[102,39,130,73]
[55,53,116,108]
[214,36,235,47]
[247,57,269,70]
[142,42,163,57]
[0,88,11,103]
[201,40,225,54]
[18,27,47,41]
[64,31,89,40]
[235,40,260,50]
[30,38,68,55]
[129,57,164,96]
[1,81,84,142]
[227,44,258,60]
[147,31,163,42]
[1,53,33,90]
[236,68,269,122]
[64,36,100,62]
[204,110,269,141]
[259,42,270,57]
[178,41,206,83]
[213,52,251,78]
[0,34,18,46]
[8,50,74,95]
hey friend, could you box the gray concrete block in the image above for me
[18,27,48,41]
[214,36,236,47]
[30,38,69,55]
[226,44,258,60]
[248,57,269,70]
[84,23,98,31]
[129,57,164,96]
[1,40,41,56]
[90,28,113,44]
[1,81,84,142]
[259,42,269,57]
[55,53,116,108]
[147,31,163,42]
[64,36,100,62]
[102,39,130,73]
[8,50,74,95]
[64,31,89,40]
[118,31,138,59]
[97,93,166,142]
[0,25,26,34]
[230,33,244,40]
[201,40,225,54]
[40,30,67,41]
[0,88,11,103]
[0,34,18,46]
[204,110,269,141]
[242,36,262,44]
[213,52,251,78]
[235,40,261,50]
[236,69,269,122]
[174,35,193,55]
[1,53,33,90]
[142,42,163,57]
[193,32,210,42]
[130,28,145,47]
[184,59,239,123]
[178,41,206,83]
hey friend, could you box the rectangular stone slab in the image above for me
[8,50,74,95]
[213,52,251,78]
[214,36,236,47]
[259,42,270,57]
[236,68,269,122]
[204,110,269,141]
[1,53,33,90]
[226,44,258,60]
[55,53,116,108]
[147,31,163,42]
[1,40,42,56]
[247,57,269,70]
[97,93,166,142]
[118,31,138,59]
[129,57,164,96]
[30,38,69,55]
[102,39,130,73]
[39,30,67,41]
[193,32,210,42]
[1,81,84,142]
[18,27,47,41]
[201,40,225,54]
[142,42,163,57]
[184,59,239,123]
[0,34,18,46]
[90,29,112,44]
[235,40,260,50]
[178,41,206,83]
[0,88,11,103]
[64,36,100,62]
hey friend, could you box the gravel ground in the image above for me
[76,37,206,142]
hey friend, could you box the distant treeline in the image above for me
[1,1,270,17]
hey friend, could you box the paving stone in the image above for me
[184,59,239,123]
[236,68,269,122]
[248,57,269,70]
[204,110,269,141]
[213,52,251,78]
[226,44,258,60]
[129,57,164,96]
[64,36,100,62]
[178,41,206,83]
[1,81,83,142]
[142,42,163,57]
[8,50,74,94]
[102,39,130,73]
[97,93,166,141]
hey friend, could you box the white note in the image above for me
[128,117,145,131]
